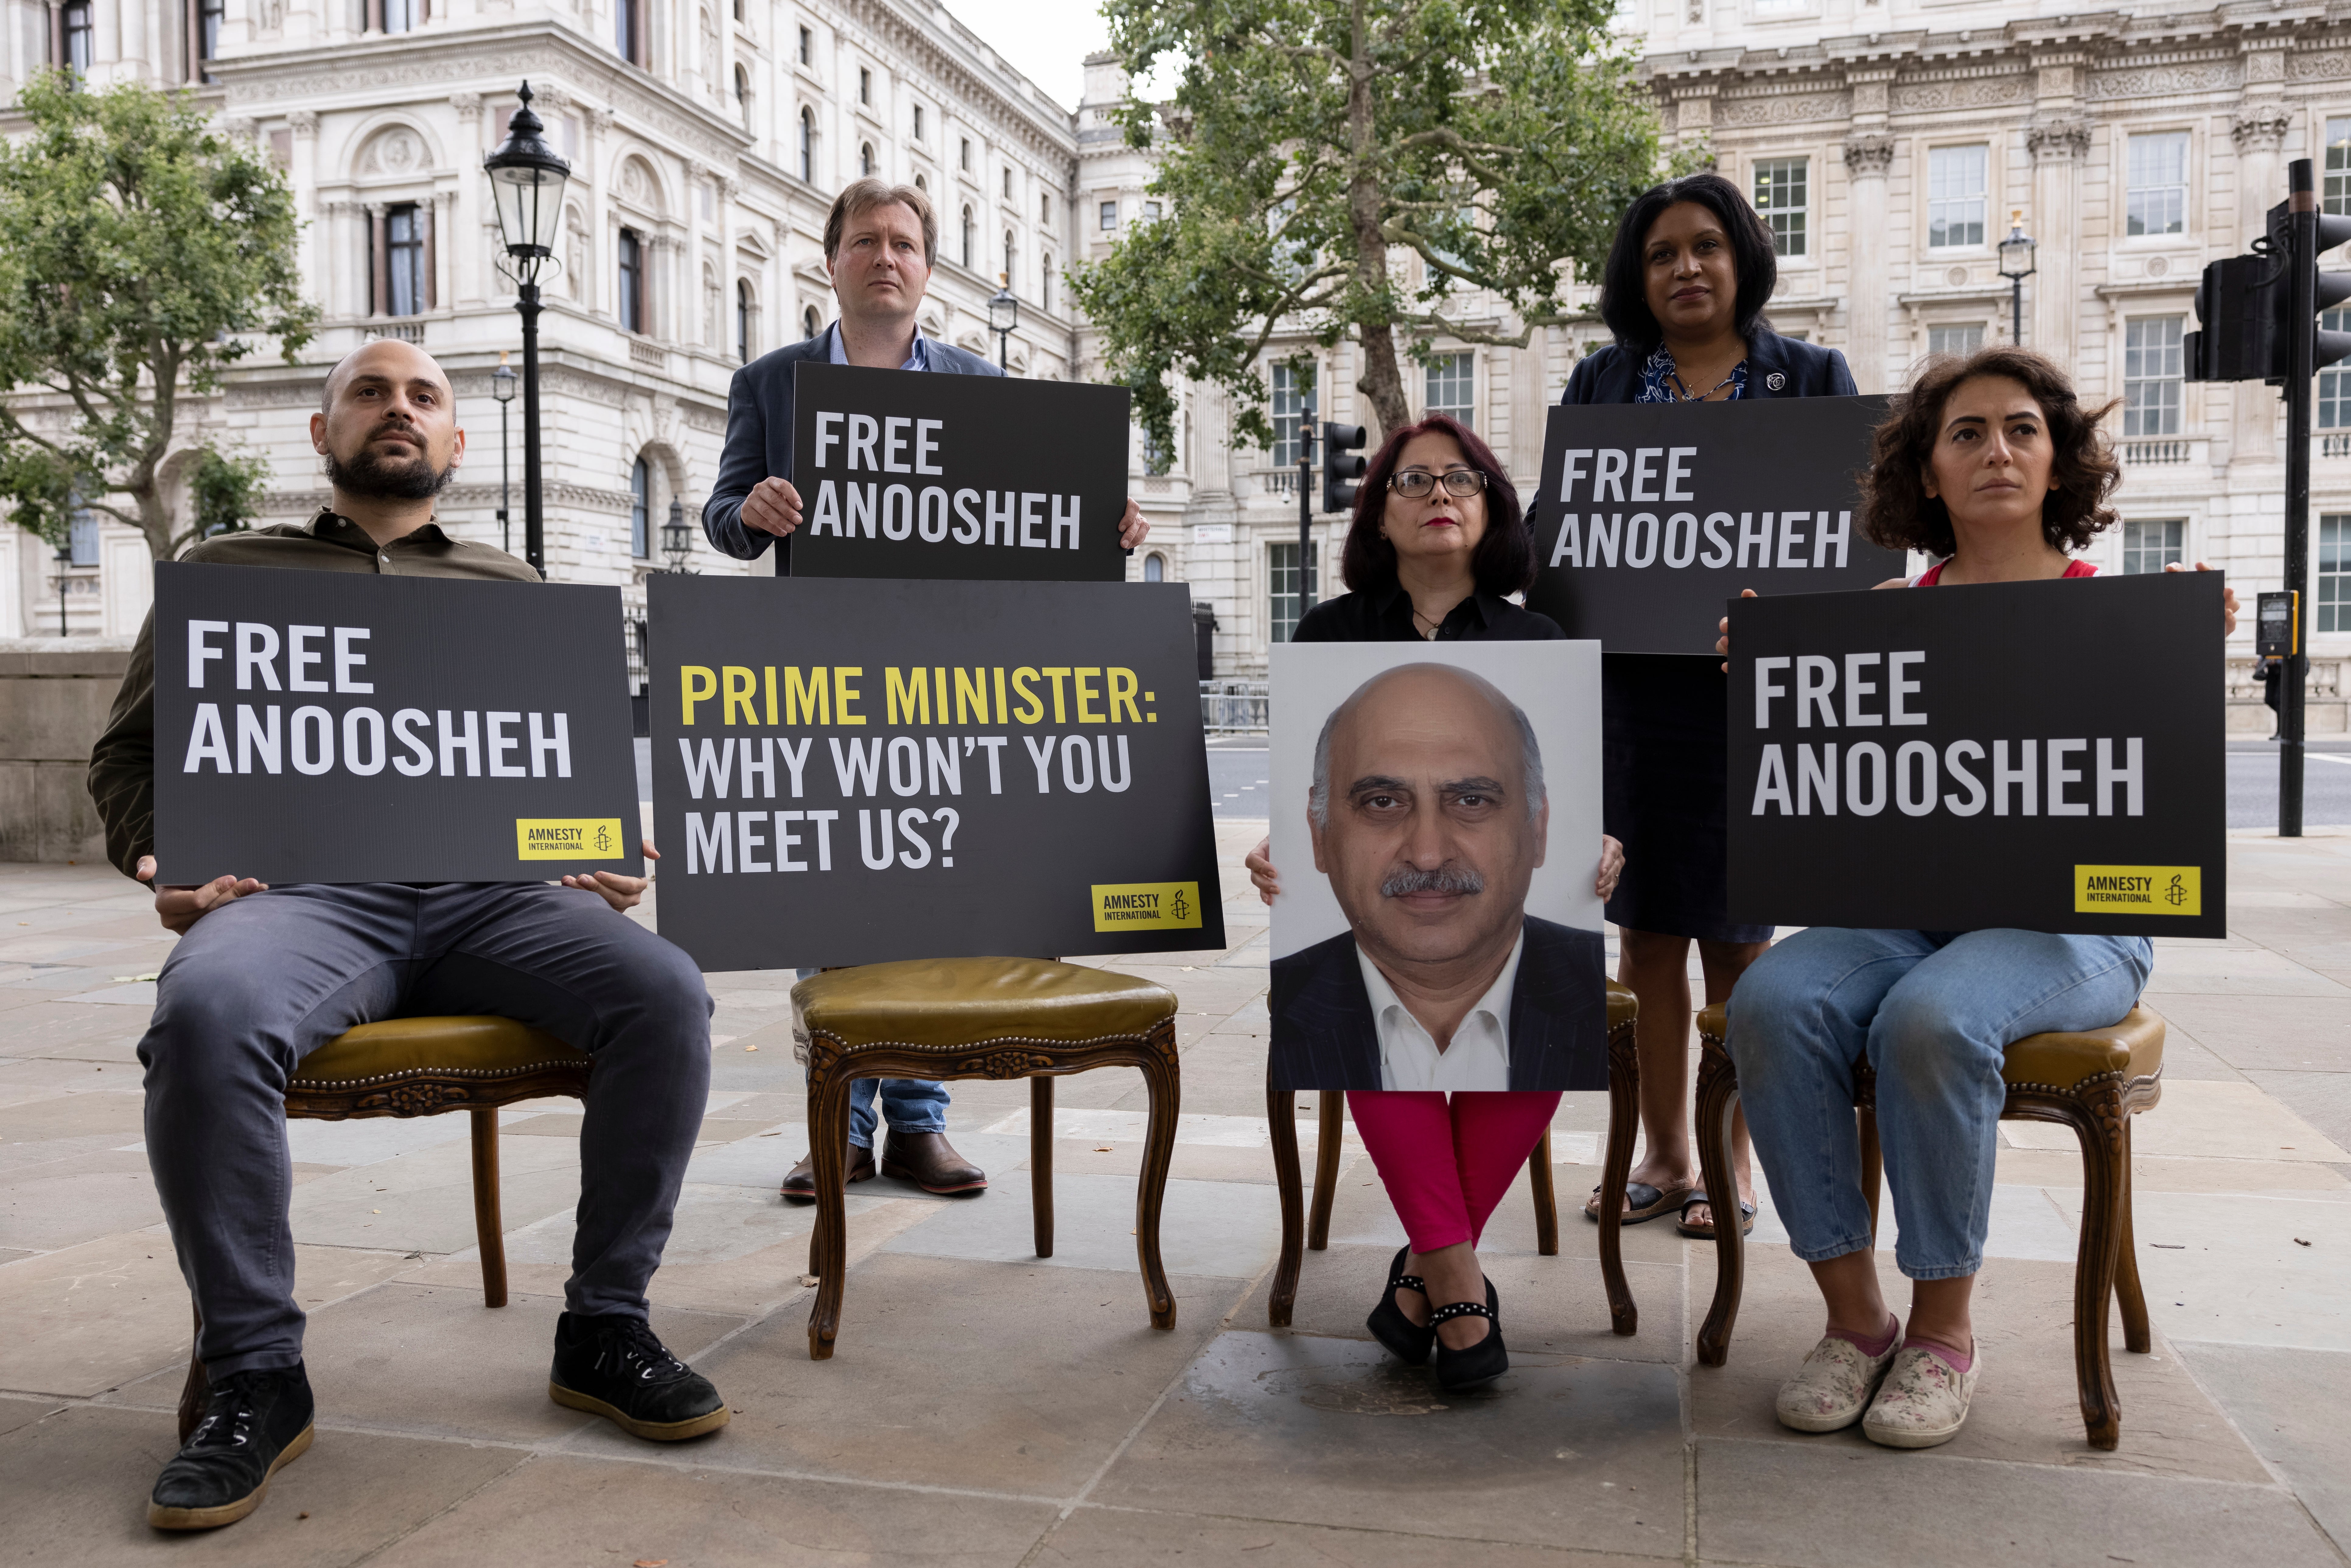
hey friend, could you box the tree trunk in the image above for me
[1344,0,1410,439]
[134,346,180,558]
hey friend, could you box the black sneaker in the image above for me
[147,1365,316,1531]
[549,1312,730,1441]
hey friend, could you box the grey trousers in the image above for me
[137,882,712,1378]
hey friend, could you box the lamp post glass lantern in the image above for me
[662,497,694,573]
[987,274,1018,371]
[491,354,516,557]
[1997,210,2037,348]
[483,82,572,577]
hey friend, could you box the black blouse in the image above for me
[1290,580,1566,644]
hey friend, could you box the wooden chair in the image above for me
[1691,1001,2165,1450]
[1267,977,1645,1335]
[795,957,1180,1361]
[176,1017,592,1441]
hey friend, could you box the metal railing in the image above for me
[1201,679,1269,734]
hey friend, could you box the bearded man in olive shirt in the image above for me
[89,340,729,1535]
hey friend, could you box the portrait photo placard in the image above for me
[1726,570,2227,937]
[1527,396,1906,654]
[1266,643,1608,1092]
[151,563,642,884]
[647,574,1224,971]
[785,362,1132,582]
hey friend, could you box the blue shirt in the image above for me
[826,320,931,372]
[1636,344,1747,404]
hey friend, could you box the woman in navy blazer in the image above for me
[1566,172,1855,1244]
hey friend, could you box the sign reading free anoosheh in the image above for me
[786,362,1132,582]
[1725,571,2226,938]
[646,574,1224,971]
[1528,396,1906,653]
[152,563,642,883]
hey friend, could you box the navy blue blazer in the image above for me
[1267,914,1608,1092]
[1562,327,1856,405]
[701,324,1004,568]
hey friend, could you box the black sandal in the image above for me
[1431,1278,1508,1392]
[1675,1188,1757,1239]
[1366,1245,1437,1365]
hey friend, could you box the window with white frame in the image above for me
[1270,362,1313,467]
[1753,159,1807,257]
[2327,119,2351,216]
[2120,518,2184,575]
[796,24,811,65]
[68,509,100,566]
[629,459,650,559]
[912,104,924,141]
[1270,540,1319,643]
[2321,515,2351,633]
[1425,352,1474,429]
[1928,323,1984,358]
[1100,200,1117,231]
[1927,145,1988,249]
[2122,316,2185,437]
[2126,132,2189,236]
[1144,200,1162,222]
[2322,309,2351,428]
[959,137,971,172]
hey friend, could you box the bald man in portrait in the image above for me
[1269,663,1608,1093]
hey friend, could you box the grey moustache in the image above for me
[1380,865,1485,899]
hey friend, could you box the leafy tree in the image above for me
[0,72,316,560]
[1073,0,1673,449]
[189,445,271,540]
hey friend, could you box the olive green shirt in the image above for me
[88,510,542,878]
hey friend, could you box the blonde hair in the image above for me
[823,178,937,267]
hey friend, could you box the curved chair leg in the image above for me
[2068,1084,2129,1449]
[1307,1095,1343,1251]
[806,1069,860,1360]
[1693,1032,1744,1367]
[177,1303,207,1444]
[1859,1108,1883,1247]
[1267,1081,1302,1327]
[1531,1129,1560,1258]
[2115,1115,2151,1355]
[1134,1022,1180,1331]
[1031,1076,1055,1259]
[1600,1024,1640,1335]
[470,1105,508,1309]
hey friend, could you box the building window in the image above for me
[731,0,741,18]
[2322,309,2351,428]
[2120,518,2185,575]
[858,66,871,105]
[383,203,426,317]
[2321,515,2351,633]
[630,459,650,560]
[797,24,811,64]
[618,228,645,335]
[1269,540,1319,644]
[798,107,815,182]
[61,0,93,71]
[2327,119,2351,216]
[1003,167,1013,198]
[859,142,874,177]
[381,0,415,33]
[914,172,926,193]
[734,65,750,126]
[1143,427,1172,476]
[1425,351,1474,429]
[1270,361,1313,467]
[1003,231,1015,291]
[2126,131,2189,237]
[1143,553,1165,582]
[194,0,225,75]
[1144,200,1162,222]
[960,205,973,269]
[1928,323,1984,358]
[959,137,971,171]
[2123,316,2184,437]
[616,0,645,66]
[1042,255,1053,312]
[803,303,822,339]
[1927,145,1988,249]
[912,104,924,141]
[1752,159,1807,257]
[1100,200,1118,231]
[68,509,100,566]
[736,279,753,362]
[1040,194,1052,226]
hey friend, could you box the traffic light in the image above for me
[2185,209,2351,383]
[1320,421,1366,515]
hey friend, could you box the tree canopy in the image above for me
[1072,0,1674,452]
[0,72,314,561]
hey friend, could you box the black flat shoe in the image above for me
[549,1312,731,1441]
[1365,1245,1437,1365]
[1432,1279,1508,1392]
[148,1365,315,1531]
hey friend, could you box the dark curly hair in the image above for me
[1596,172,1779,355]
[1861,345,2123,559]
[1340,413,1535,597]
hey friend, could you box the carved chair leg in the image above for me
[1694,1031,1745,1367]
[2115,1114,2152,1355]
[1031,1075,1055,1259]
[1268,1081,1303,1328]
[176,1302,207,1445]
[1308,1095,1343,1251]
[470,1105,508,1309]
[806,1068,858,1360]
[1133,1021,1180,1331]
[1531,1128,1559,1257]
[2067,1084,2129,1450]
[1600,1021,1641,1336]
[1859,1107,1883,1248]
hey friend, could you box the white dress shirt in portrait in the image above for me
[1359,932,1523,1092]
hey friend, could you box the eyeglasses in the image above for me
[1387,470,1488,500]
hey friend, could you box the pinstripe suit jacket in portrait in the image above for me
[1267,915,1609,1092]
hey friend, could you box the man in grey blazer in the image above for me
[704,177,1150,1200]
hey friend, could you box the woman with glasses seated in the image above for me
[1243,413,1623,1390]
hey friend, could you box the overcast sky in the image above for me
[940,0,1113,109]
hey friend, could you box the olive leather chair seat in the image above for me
[1693,1001,2165,1451]
[794,957,1180,1360]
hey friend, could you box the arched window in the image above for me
[617,229,644,334]
[859,141,874,178]
[798,107,814,183]
[736,279,753,363]
[1143,553,1165,583]
[803,303,822,339]
[733,65,749,126]
[960,205,973,270]
[629,459,650,559]
[913,172,926,192]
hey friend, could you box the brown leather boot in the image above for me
[879,1130,988,1194]
[778,1141,875,1203]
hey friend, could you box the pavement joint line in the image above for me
[1058,1498,1694,1557]
[1695,1430,2310,1489]
[2165,1339,2351,1566]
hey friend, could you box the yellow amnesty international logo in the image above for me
[2074,865,2201,917]
[516,819,627,861]
[1092,882,1203,933]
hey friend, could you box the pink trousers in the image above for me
[1347,1091,1562,1254]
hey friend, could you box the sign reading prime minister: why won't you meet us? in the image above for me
[647,575,1224,972]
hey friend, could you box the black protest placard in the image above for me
[785,362,1131,582]
[646,574,1224,971]
[152,563,641,884]
[1528,396,1905,653]
[1725,571,2225,938]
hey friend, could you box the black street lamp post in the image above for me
[491,352,516,557]
[51,537,71,637]
[662,496,695,574]
[1997,210,2038,348]
[483,83,572,578]
[987,275,1018,371]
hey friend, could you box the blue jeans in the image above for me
[796,968,951,1148]
[1725,928,2152,1281]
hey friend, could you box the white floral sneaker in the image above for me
[1773,1329,1901,1433]
[1861,1343,1981,1449]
